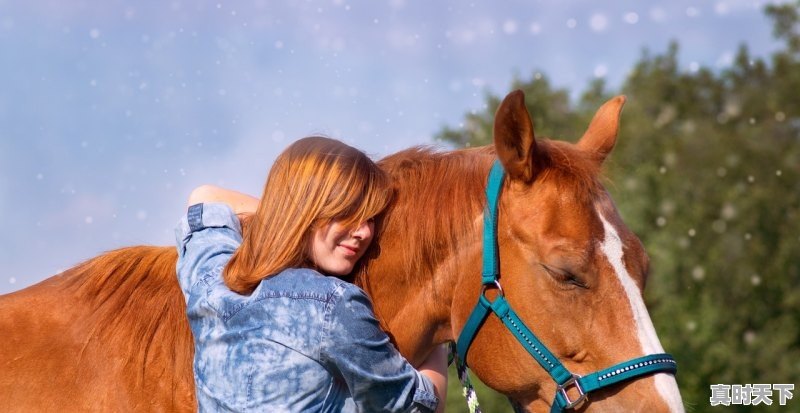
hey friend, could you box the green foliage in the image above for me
[446,365,514,413]
[438,3,800,412]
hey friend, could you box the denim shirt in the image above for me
[175,203,438,413]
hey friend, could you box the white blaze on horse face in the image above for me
[597,211,685,413]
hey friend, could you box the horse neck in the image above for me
[356,147,494,365]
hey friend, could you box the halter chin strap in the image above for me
[456,160,678,412]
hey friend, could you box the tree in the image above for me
[440,3,800,411]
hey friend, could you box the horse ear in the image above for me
[577,95,626,163]
[493,90,537,183]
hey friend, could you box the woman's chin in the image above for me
[319,263,355,277]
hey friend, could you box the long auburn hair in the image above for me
[223,136,392,294]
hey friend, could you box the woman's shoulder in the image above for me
[216,269,362,326]
[258,268,364,301]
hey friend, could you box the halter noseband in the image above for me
[455,160,677,412]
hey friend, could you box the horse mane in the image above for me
[61,245,193,397]
[369,146,493,284]
[365,139,603,285]
[535,138,605,203]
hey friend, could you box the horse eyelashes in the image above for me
[540,263,588,290]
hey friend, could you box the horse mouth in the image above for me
[509,397,530,413]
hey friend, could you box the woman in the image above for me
[175,136,447,412]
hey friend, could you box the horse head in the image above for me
[447,90,684,412]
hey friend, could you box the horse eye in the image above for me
[540,264,589,289]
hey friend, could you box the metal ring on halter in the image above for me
[480,280,504,297]
[557,374,588,410]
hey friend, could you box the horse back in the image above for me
[0,246,196,412]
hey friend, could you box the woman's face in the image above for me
[309,219,374,276]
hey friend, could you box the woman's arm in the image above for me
[187,185,259,217]
[322,285,441,413]
[417,345,448,413]
[175,201,245,294]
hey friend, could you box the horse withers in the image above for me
[0,90,683,412]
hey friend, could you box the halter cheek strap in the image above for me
[456,160,678,412]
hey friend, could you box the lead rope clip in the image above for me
[448,342,483,413]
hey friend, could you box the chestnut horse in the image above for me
[0,91,684,412]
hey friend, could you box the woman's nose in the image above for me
[350,221,373,240]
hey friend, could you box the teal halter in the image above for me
[456,160,678,412]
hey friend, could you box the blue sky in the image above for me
[0,0,784,293]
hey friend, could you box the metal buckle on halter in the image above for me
[480,279,505,297]
[557,374,588,410]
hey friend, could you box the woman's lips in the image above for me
[338,244,359,257]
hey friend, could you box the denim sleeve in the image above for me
[320,284,439,413]
[174,203,242,295]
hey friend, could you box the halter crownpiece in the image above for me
[456,160,678,412]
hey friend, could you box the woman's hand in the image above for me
[187,185,259,217]
[418,344,448,413]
